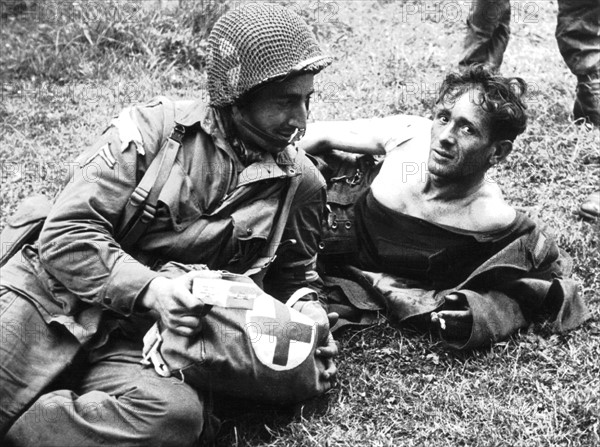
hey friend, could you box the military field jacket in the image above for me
[1,97,326,345]
[325,222,591,350]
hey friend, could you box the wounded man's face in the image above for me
[428,89,495,180]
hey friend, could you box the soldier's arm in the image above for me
[38,115,159,317]
[38,101,204,336]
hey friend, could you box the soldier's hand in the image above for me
[430,293,473,341]
[292,301,339,387]
[315,312,339,387]
[140,271,210,337]
[316,331,338,388]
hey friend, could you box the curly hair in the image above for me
[437,65,528,142]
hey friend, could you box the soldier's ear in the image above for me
[489,140,513,166]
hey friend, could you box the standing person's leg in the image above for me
[556,0,600,220]
[0,288,80,437]
[459,0,511,71]
[5,329,205,447]
[556,0,600,125]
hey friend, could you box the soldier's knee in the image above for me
[146,385,205,447]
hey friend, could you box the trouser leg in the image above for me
[556,0,600,77]
[5,330,205,447]
[556,0,600,124]
[0,288,80,437]
[459,0,511,71]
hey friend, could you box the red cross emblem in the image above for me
[250,303,313,367]
[246,295,317,371]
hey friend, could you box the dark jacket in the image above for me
[317,154,590,350]
[345,222,590,350]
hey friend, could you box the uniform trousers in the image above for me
[459,0,600,77]
[0,288,204,447]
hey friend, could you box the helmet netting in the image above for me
[207,3,332,107]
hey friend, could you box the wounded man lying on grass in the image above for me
[300,66,591,350]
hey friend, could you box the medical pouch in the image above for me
[141,274,328,405]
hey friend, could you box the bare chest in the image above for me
[370,160,496,230]
[372,180,471,228]
[370,149,442,220]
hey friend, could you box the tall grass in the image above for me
[0,0,228,83]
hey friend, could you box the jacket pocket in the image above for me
[1,195,53,268]
[227,197,279,272]
[319,153,382,255]
[162,329,207,371]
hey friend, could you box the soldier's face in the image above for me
[234,73,314,154]
[428,89,496,179]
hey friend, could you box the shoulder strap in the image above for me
[117,100,183,251]
[244,169,302,278]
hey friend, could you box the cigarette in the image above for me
[288,128,300,143]
[439,316,446,330]
[432,312,446,330]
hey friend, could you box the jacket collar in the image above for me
[175,98,210,128]
[175,99,299,180]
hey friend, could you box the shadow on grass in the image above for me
[210,392,333,446]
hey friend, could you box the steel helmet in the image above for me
[207,3,332,107]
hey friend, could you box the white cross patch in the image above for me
[245,294,317,371]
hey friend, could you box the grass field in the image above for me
[1,1,598,446]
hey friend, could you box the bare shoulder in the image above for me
[469,182,516,232]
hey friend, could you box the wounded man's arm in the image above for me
[300,115,431,156]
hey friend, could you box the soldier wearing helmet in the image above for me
[206,4,331,156]
[0,4,336,446]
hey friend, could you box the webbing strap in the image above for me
[118,125,185,251]
[244,170,302,277]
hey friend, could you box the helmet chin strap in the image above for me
[237,114,305,148]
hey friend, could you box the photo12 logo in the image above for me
[397,1,540,24]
